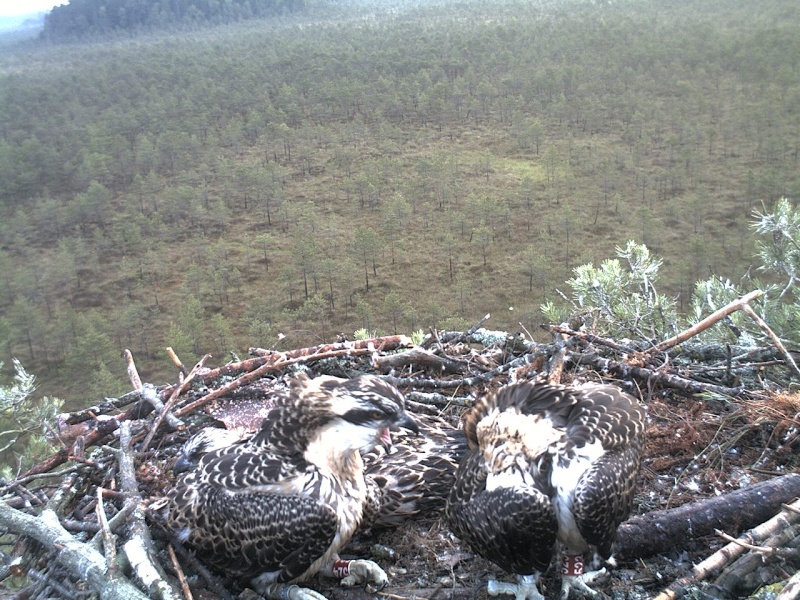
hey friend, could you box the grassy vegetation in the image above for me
[0,0,799,406]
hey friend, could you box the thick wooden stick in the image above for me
[124,349,142,391]
[372,347,467,375]
[651,496,800,600]
[572,351,744,396]
[650,289,763,353]
[0,501,149,600]
[616,473,800,560]
[118,422,181,600]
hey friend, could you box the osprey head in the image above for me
[323,375,418,452]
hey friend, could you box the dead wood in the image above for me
[571,351,746,396]
[548,324,638,353]
[616,473,800,560]
[141,354,211,451]
[58,389,144,426]
[650,289,764,353]
[740,303,800,380]
[651,497,800,600]
[0,501,150,600]
[424,313,492,348]
[372,347,469,375]
[778,570,800,600]
[326,585,475,600]
[25,399,154,478]
[117,422,181,600]
[711,528,800,597]
[213,335,414,381]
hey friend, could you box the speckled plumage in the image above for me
[173,407,467,534]
[446,382,645,598]
[164,373,417,588]
[361,411,467,530]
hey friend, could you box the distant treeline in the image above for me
[41,0,309,40]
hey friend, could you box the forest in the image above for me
[1,0,799,405]
[40,0,310,41]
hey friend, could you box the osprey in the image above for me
[164,374,418,600]
[173,409,467,532]
[361,411,467,530]
[446,382,645,600]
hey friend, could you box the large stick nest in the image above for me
[2,306,800,600]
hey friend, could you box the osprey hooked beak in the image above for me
[380,414,419,448]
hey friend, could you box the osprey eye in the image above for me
[370,410,383,420]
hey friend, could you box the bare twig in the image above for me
[140,355,212,452]
[167,544,194,600]
[139,384,185,450]
[547,324,637,353]
[173,346,391,418]
[649,289,764,353]
[163,335,414,399]
[465,313,491,337]
[96,487,118,573]
[166,537,235,600]
[166,347,188,378]
[58,389,145,426]
[714,528,779,555]
[572,351,745,397]
[740,303,800,380]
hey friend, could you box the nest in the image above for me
[2,307,800,600]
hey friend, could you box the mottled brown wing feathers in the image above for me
[362,412,467,529]
[449,381,646,576]
[447,451,557,575]
[168,483,337,581]
[572,445,641,557]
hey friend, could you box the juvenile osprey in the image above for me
[361,411,467,530]
[173,410,467,532]
[446,382,645,600]
[164,374,418,600]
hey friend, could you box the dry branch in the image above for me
[200,335,413,384]
[547,325,638,353]
[712,528,800,596]
[740,303,800,380]
[125,349,143,391]
[117,422,180,600]
[651,496,800,600]
[58,389,144,426]
[777,570,800,600]
[25,400,155,478]
[141,354,211,451]
[650,289,763,353]
[0,501,149,600]
[372,347,468,375]
[616,473,800,560]
[173,347,376,417]
[572,351,745,397]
